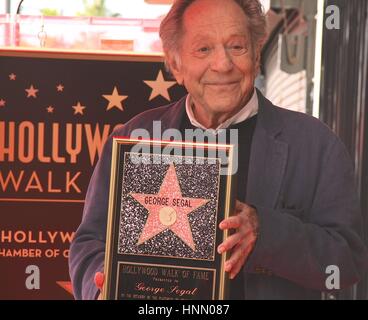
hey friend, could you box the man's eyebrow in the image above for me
[227,34,249,40]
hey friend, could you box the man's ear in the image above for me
[167,54,184,85]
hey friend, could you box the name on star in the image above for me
[144,196,193,208]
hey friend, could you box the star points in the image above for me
[9,73,16,80]
[143,70,176,101]
[46,106,54,113]
[56,281,73,296]
[102,86,128,111]
[0,99,6,107]
[56,84,64,92]
[72,102,86,115]
[25,85,39,98]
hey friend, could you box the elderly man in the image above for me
[69,0,368,300]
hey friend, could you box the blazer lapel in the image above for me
[160,96,187,132]
[246,91,289,209]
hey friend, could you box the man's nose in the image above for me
[210,47,233,73]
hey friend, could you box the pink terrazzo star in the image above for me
[130,164,209,251]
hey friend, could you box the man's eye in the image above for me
[193,46,211,57]
[228,45,247,55]
[198,47,210,53]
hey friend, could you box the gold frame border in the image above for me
[103,138,120,299]
[220,144,234,300]
[104,138,235,300]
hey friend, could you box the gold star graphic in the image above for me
[72,102,86,115]
[46,106,54,113]
[56,84,64,92]
[0,99,5,107]
[9,73,16,80]
[25,85,39,98]
[102,86,128,111]
[143,70,176,101]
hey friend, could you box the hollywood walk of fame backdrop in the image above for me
[0,49,187,299]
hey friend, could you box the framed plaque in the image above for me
[103,138,236,300]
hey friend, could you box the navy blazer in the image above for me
[69,90,368,300]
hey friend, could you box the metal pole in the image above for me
[312,0,324,119]
[6,0,11,14]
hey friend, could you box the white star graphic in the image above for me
[143,70,176,101]
[9,73,16,80]
[56,84,64,92]
[25,85,39,98]
[102,86,128,111]
[72,102,86,115]
[0,99,6,107]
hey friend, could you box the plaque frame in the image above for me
[103,138,236,300]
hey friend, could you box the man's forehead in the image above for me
[182,1,249,36]
[182,20,250,41]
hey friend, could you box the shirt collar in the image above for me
[185,88,258,131]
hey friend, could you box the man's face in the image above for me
[170,0,259,118]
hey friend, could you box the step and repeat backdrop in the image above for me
[0,50,187,299]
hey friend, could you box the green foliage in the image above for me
[40,8,60,16]
[77,0,120,17]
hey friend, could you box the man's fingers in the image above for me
[218,200,259,279]
[229,255,246,279]
[218,228,256,255]
[217,231,244,254]
[225,234,257,276]
[219,215,242,230]
[224,240,248,272]
[94,272,105,290]
[229,244,254,279]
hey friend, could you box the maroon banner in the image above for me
[0,50,187,299]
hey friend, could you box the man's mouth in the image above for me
[205,82,239,89]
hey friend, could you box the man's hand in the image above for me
[94,272,104,300]
[217,200,259,279]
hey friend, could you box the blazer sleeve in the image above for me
[68,103,176,300]
[68,132,114,300]
[244,136,368,291]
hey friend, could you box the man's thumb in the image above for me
[94,272,105,290]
